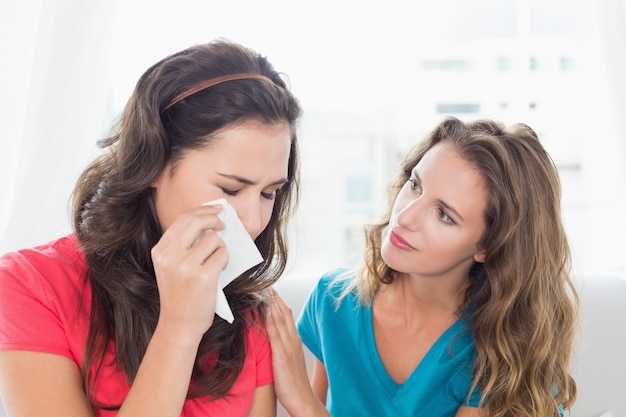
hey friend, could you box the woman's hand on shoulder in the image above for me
[151,204,228,340]
[265,289,330,417]
[0,351,95,416]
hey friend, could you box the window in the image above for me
[497,56,511,71]
[436,103,481,114]
[422,60,469,71]
[560,56,574,71]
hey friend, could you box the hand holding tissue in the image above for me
[201,198,263,323]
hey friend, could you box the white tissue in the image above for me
[200,198,263,323]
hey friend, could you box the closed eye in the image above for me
[222,187,278,200]
[261,182,287,200]
[261,191,276,200]
[221,188,240,196]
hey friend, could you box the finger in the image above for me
[186,229,227,266]
[267,288,286,323]
[268,288,300,344]
[266,290,290,345]
[198,245,229,277]
[164,206,226,249]
[266,289,283,330]
[266,304,281,344]
[270,288,291,314]
[271,289,296,329]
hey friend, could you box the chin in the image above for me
[380,245,406,273]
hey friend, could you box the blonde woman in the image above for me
[268,116,578,417]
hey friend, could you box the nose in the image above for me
[233,197,263,239]
[395,196,424,231]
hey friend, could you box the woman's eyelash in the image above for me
[221,188,239,196]
[436,207,455,225]
[406,178,455,225]
[408,178,421,191]
[221,187,276,200]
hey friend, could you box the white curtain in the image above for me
[0,0,116,254]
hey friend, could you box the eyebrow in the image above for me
[217,173,289,186]
[411,169,465,222]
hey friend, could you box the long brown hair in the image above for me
[351,117,578,416]
[71,39,302,408]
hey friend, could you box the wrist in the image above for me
[285,390,330,417]
[152,319,205,351]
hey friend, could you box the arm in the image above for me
[117,205,230,416]
[0,324,204,417]
[114,319,209,416]
[118,205,230,417]
[0,205,228,417]
[310,359,329,406]
[455,406,485,417]
[246,383,276,417]
[0,351,94,416]
[266,289,330,417]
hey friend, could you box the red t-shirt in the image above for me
[0,234,273,416]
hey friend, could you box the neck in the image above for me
[375,272,468,322]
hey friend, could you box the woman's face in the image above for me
[152,119,292,240]
[381,142,487,279]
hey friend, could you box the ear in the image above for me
[473,250,486,264]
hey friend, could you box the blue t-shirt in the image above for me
[297,268,482,417]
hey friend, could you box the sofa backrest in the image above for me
[570,274,626,417]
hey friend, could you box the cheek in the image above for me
[154,193,186,232]
[153,187,175,231]
[433,233,480,262]
[261,200,276,229]
[153,180,209,231]
[380,233,393,263]
[427,225,459,246]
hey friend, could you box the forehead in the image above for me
[416,143,487,216]
[417,142,475,176]
[168,119,291,179]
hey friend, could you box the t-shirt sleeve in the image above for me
[296,269,349,364]
[451,379,483,408]
[0,251,73,358]
[249,318,273,387]
[296,276,325,363]
[448,357,483,408]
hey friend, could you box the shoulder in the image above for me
[0,235,90,357]
[0,234,85,276]
[242,308,273,384]
[297,268,363,362]
[303,267,360,316]
[0,234,88,304]
[314,267,353,296]
[244,309,268,343]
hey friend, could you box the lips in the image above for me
[389,230,416,250]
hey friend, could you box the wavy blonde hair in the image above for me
[346,117,578,416]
